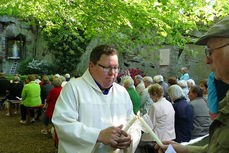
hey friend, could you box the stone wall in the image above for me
[0,16,53,75]
[76,42,211,84]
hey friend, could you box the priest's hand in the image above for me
[97,125,123,148]
[116,130,131,149]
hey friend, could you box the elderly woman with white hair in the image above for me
[145,84,175,141]
[138,84,175,153]
[123,77,141,114]
[153,75,170,101]
[168,85,193,143]
[134,75,145,94]
[187,79,195,89]
[139,76,154,115]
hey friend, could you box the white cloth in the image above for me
[142,98,175,141]
[52,69,141,153]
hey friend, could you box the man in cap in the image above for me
[155,17,229,153]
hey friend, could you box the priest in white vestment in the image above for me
[52,45,141,153]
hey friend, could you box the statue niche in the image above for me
[6,34,25,60]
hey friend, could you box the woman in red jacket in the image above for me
[41,78,62,134]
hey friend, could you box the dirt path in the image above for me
[0,108,56,153]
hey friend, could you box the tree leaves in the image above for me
[0,0,229,54]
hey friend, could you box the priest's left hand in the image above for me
[116,130,132,149]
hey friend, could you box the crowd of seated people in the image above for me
[0,67,223,152]
[0,73,73,150]
[43,70,223,152]
[120,68,215,153]
[0,73,71,124]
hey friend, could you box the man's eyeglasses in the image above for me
[205,43,229,58]
[98,64,119,73]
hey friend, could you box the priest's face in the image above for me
[89,54,119,90]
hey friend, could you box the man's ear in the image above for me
[89,61,94,69]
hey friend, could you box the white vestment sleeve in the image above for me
[52,69,141,153]
[52,82,101,153]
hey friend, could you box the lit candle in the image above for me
[123,115,138,132]
[138,116,163,147]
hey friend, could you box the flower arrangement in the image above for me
[119,67,145,79]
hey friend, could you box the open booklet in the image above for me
[181,134,209,146]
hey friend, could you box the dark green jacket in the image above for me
[127,88,141,115]
[187,91,229,153]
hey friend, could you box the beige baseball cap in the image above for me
[195,17,229,45]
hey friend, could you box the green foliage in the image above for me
[17,58,57,75]
[43,26,88,74]
[5,75,14,81]
[0,0,228,52]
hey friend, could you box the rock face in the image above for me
[0,16,53,75]
[76,41,211,84]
